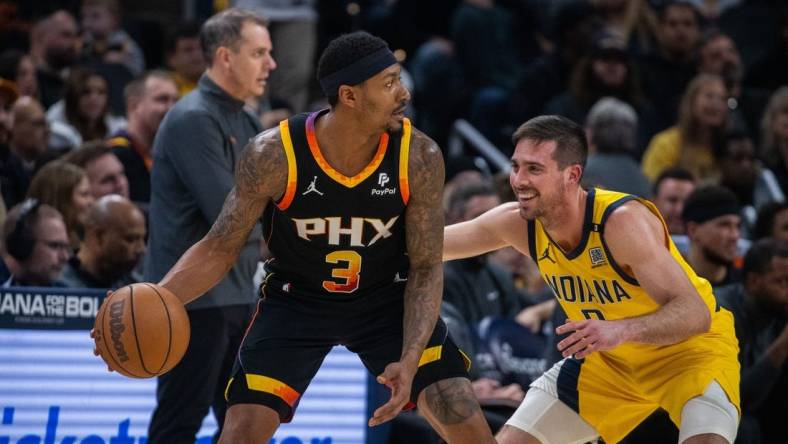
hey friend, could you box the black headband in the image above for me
[683,202,740,224]
[319,47,397,96]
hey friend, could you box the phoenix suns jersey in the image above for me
[527,188,740,438]
[262,110,411,299]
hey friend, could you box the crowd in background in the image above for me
[0,0,786,443]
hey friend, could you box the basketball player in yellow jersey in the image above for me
[444,115,741,444]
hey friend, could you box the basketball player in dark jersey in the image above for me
[139,32,495,443]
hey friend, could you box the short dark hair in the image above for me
[653,167,695,196]
[63,140,113,168]
[316,31,390,106]
[511,115,588,170]
[124,70,174,105]
[658,1,703,24]
[742,238,788,277]
[753,201,788,240]
[0,49,25,81]
[447,182,497,222]
[166,21,202,55]
[718,130,753,159]
[200,8,268,66]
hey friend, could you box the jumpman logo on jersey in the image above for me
[302,176,324,196]
[393,272,408,283]
[539,245,556,264]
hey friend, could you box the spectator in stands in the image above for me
[0,50,38,98]
[545,31,659,155]
[652,167,695,235]
[638,1,701,126]
[753,202,788,242]
[29,10,79,108]
[592,0,659,56]
[1,97,51,209]
[80,0,146,76]
[717,130,780,211]
[760,87,788,194]
[1,199,70,287]
[61,194,144,289]
[165,22,205,97]
[63,141,129,199]
[27,162,94,251]
[717,239,788,444]
[582,97,652,197]
[642,73,729,182]
[696,28,770,139]
[108,71,178,204]
[683,185,742,288]
[451,0,528,147]
[47,68,126,151]
[507,1,603,127]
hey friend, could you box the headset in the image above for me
[5,198,42,261]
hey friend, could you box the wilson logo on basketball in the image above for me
[108,300,129,362]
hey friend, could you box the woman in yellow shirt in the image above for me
[642,74,729,182]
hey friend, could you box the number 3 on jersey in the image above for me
[323,250,362,293]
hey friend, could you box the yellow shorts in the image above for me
[526,343,740,444]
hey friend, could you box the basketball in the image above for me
[93,283,190,378]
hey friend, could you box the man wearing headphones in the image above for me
[1,199,71,287]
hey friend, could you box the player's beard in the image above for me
[701,245,734,266]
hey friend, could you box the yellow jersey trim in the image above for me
[245,373,301,407]
[276,120,298,210]
[418,345,443,367]
[224,377,234,401]
[399,118,411,205]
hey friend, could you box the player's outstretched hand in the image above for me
[556,319,625,359]
[369,361,415,427]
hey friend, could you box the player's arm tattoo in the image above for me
[206,130,287,256]
[423,378,481,425]
[401,130,445,367]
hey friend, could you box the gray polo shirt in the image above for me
[144,74,263,309]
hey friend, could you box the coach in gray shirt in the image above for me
[144,9,276,444]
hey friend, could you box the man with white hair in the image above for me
[582,97,652,198]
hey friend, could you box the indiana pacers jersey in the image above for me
[262,109,411,299]
[527,188,740,443]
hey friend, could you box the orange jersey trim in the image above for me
[245,373,301,407]
[276,120,298,210]
[399,118,411,204]
[306,112,389,188]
